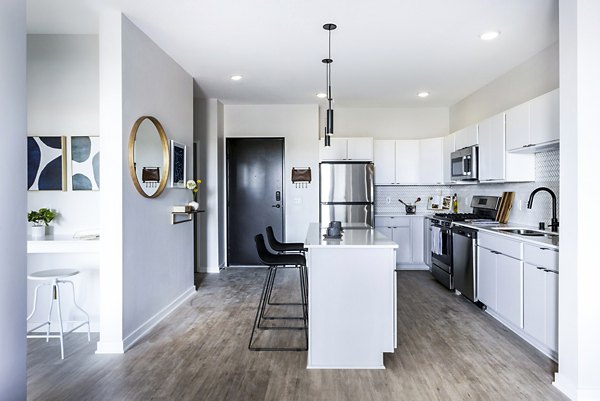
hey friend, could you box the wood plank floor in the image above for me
[27,269,568,401]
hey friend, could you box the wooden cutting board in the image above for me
[496,192,515,224]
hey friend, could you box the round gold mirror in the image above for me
[128,116,169,198]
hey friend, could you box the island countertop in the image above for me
[305,223,398,249]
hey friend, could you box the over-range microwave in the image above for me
[451,146,478,181]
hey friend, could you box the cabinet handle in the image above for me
[539,247,558,252]
[545,269,559,274]
[536,266,545,270]
[490,250,501,255]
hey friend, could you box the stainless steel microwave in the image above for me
[451,146,478,181]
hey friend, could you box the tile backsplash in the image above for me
[375,149,559,227]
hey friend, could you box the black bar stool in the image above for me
[265,226,307,307]
[249,234,308,351]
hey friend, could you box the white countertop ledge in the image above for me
[305,223,398,249]
[28,234,101,254]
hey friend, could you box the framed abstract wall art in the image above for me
[170,140,186,188]
[27,136,66,191]
[71,136,100,190]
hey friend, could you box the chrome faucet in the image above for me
[527,187,559,232]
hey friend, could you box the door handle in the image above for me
[272,204,281,208]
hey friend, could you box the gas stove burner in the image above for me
[433,213,480,221]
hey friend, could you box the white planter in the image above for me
[31,225,46,239]
[188,201,200,211]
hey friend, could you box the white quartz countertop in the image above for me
[306,223,398,249]
[453,222,559,250]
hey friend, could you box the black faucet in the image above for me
[527,187,559,232]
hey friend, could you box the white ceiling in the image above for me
[27,0,558,107]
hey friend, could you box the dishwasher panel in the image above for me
[452,226,478,302]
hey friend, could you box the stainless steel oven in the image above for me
[451,146,478,181]
[429,218,454,290]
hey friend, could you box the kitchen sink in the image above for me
[492,227,559,238]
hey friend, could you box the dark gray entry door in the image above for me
[227,138,284,265]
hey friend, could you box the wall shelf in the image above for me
[171,210,205,225]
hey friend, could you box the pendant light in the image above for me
[322,23,336,147]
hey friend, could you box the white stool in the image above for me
[26,269,90,359]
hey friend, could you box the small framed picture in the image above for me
[170,140,186,188]
[442,196,452,210]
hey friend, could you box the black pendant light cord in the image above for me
[322,23,337,142]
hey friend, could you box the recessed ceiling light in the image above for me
[316,92,327,99]
[231,75,243,81]
[479,31,500,41]
[417,91,430,98]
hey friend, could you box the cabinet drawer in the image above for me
[524,244,558,271]
[478,232,522,259]
[375,216,411,228]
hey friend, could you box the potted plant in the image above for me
[186,179,202,210]
[27,208,57,239]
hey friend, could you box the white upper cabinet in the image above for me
[479,112,535,183]
[418,137,443,184]
[443,133,455,184]
[319,137,373,161]
[374,139,443,185]
[347,137,374,160]
[373,140,396,184]
[530,89,559,146]
[505,102,530,150]
[454,124,478,150]
[477,113,505,182]
[395,140,420,184]
[506,89,559,152]
[319,137,348,160]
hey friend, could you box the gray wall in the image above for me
[450,42,559,132]
[0,0,27,398]
[97,11,194,352]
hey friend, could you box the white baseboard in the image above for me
[485,308,557,361]
[396,263,429,271]
[121,286,196,352]
[96,341,124,354]
[553,373,576,400]
[553,373,600,401]
[198,265,220,273]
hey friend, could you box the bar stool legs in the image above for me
[27,270,91,360]
[249,265,308,351]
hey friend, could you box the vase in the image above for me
[31,225,46,239]
[187,201,200,211]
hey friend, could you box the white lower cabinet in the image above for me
[495,253,523,328]
[375,216,425,267]
[477,247,497,310]
[477,231,559,359]
[478,245,523,329]
[393,226,412,264]
[423,218,432,268]
[523,245,559,354]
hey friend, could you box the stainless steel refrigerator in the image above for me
[319,162,374,226]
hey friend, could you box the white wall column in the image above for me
[194,98,223,272]
[97,10,125,353]
[0,0,27,398]
[555,1,600,399]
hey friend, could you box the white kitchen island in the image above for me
[304,223,398,369]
